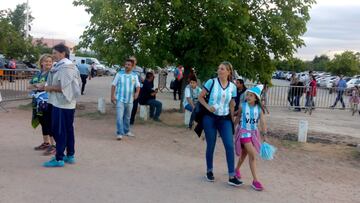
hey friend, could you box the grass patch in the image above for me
[279,139,303,149]
[77,111,106,120]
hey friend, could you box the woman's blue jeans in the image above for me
[203,114,235,177]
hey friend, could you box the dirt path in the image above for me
[0,106,359,203]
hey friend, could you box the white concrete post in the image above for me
[98,97,106,114]
[298,120,308,143]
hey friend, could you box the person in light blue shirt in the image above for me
[198,61,242,187]
[183,76,201,128]
[77,60,90,95]
[111,59,140,140]
[331,75,347,109]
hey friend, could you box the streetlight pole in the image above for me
[25,0,29,38]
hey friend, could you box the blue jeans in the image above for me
[294,96,301,111]
[185,104,193,112]
[185,104,196,128]
[203,115,235,177]
[333,90,345,108]
[116,102,133,135]
[146,99,162,119]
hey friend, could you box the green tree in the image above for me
[273,57,306,72]
[0,4,38,63]
[7,3,34,36]
[312,54,329,71]
[74,0,315,81]
[328,51,360,76]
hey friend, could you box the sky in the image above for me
[0,0,359,61]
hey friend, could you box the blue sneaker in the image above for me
[43,157,65,167]
[64,155,76,164]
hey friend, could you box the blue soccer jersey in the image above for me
[240,102,261,138]
[112,72,140,104]
[203,78,237,116]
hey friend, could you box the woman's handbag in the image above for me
[170,80,175,90]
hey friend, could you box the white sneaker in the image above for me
[116,135,123,140]
[126,132,135,137]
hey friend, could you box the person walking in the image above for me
[139,72,162,121]
[234,78,247,113]
[294,79,304,112]
[234,85,268,191]
[173,65,183,100]
[331,75,347,109]
[29,54,56,156]
[198,61,242,187]
[90,62,96,78]
[305,75,317,111]
[288,72,298,107]
[183,76,201,128]
[77,59,91,95]
[129,56,144,125]
[7,57,16,82]
[111,58,140,140]
[43,44,81,167]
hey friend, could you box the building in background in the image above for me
[32,38,76,52]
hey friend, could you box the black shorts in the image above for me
[38,103,53,136]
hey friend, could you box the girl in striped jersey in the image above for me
[234,85,268,191]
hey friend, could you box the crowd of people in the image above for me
[287,70,360,115]
[29,44,275,191]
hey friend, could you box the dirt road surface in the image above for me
[0,76,359,203]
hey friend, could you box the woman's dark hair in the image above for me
[236,78,246,89]
[248,91,266,114]
[53,43,70,59]
[189,76,197,82]
[145,72,154,79]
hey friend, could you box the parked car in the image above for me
[347,78,360,89]
[73,56,106,76]
[104,67,117,76]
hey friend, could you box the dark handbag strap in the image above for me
[205,79,215,101]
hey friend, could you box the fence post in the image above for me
[298,120,308,143]
[97,97,106,114]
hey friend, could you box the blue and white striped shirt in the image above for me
[203,78,237,116]
[112,72,140,104]
[241,102,261,138]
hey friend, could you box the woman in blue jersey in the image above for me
[198,61,242,187]
[234,85,268,191]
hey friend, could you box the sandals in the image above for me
[34,142,50,151]
[43,145,56,156]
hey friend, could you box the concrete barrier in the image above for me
[140,105,149,121]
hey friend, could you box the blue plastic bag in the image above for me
[260,142,277,160]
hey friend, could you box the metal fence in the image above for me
[264,85,352,109]
[0,69,39,101]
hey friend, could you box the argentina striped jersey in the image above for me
[203,78,237,116]
[241,102,261,138]
[112,72,140,104]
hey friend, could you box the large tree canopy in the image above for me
[328,51,360,76]
[74,0,315,81]
[0,4,47,63]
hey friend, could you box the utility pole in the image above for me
[25,0,29,38]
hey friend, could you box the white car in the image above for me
[325,77,337,89]
[319,76,336,88]
[347,78,360,89]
